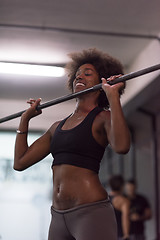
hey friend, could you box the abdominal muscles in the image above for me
[52,164,108,210]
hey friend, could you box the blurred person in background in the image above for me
[109,175,130,240]
[125,179,152,240]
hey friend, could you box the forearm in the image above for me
[122,212,130,239]
[13,98,48,171]
[109,94,130,153]
[14,115,30,167]
[135,210,152,221]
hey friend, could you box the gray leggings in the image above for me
[48,198,117,240]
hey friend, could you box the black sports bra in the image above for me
[50,106,106,173]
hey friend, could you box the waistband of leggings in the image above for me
[51,197,110,214]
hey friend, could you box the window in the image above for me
[0,130,53,240]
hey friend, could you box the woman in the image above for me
[14,48,130,240]
[109,175,130,240]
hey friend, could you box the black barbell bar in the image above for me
[0,63,160,124]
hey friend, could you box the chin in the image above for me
[74,87,86,93]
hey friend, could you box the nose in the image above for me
[76,71,84,80]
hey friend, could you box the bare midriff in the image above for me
[52,164,108,210]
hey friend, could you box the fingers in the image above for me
[27,98,42,106]
[27,98,36,105]
[27,98,42,113]
[102,74,122,84]
[22,98,42,120]
[107,74,121,82]
[26,98,42,116]
[102,75,124,89]
[101,75,125,101]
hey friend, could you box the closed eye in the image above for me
[75,68,94,78]
[85,73,92,76]
[84,69,93,76]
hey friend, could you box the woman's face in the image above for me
[73,64,100,93]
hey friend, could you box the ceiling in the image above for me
[0,0,160,129]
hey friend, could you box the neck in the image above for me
[75,101,97,114]
[75,92,99,113]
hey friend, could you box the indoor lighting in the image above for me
[0,62,65,77]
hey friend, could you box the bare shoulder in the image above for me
[47,120,61,136]
[100,108,110,118]
[113,195,130,210]
[95,108,111,126]
[121,196,130,208]
[95,108,110,119]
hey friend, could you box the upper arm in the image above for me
[14,130,51,171]
[121,198,130,236]
[104,108,130,153]
[121,198,130,215]
[121,198,130,226]
[14,121,60,171]
[103,110,112,144]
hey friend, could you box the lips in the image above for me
[76,82,85,87]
